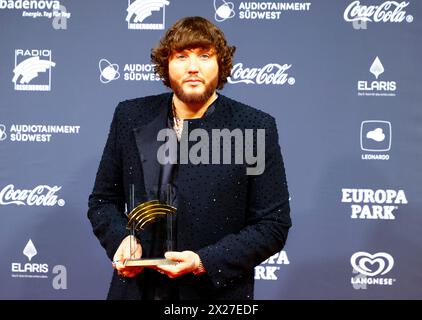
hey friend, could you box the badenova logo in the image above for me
[11,239,68,289]
[357,57,397,97]
[12,49,55,91]
[213,0,311,22]
[126,0,170,30]
[228,62,295,86]
[0,184,66,207]
[350,252,396,287]
[255,250,289,280]
[341,188,408,220]
[0,0,71,21]
[344,1,413,24]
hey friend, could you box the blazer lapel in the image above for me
[133,102,169,200]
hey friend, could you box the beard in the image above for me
[170,75,218,105]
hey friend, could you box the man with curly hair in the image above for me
[88,16,291,300]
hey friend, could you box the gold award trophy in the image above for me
[124,184,177,267]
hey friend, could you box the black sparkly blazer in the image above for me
[87,92,291,300]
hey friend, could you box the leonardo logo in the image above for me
[12,49,55,91]
[126,0,170,30]
[341,188,408,220]
[357,57,397,97]
[344,1,413,24]
[350,252,396,287]
[255,250,289,280]
[0,184,66,207]
[360,120,392,160]
[228,62,295,86]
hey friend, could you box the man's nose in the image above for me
[187,56,199,73]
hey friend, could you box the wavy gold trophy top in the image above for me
[124,185,178,267]
[126,200,176,231]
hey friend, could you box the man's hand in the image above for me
[112,235,144,278]
[155,251,204,278]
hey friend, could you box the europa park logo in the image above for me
[341,188,407,220]
[255,250,289,280]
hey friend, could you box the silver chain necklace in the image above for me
[172,100,183,140]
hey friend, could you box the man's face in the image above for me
[168,47,219,104]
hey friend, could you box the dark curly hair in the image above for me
[151,16,236,90]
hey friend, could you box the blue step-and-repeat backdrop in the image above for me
[1,0,421,299]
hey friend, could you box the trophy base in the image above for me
[124,258,178,267]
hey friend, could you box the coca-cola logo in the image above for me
[228,63,295,86]
[344,1,413,23]
[0,184,65,206]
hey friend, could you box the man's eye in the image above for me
[176,54,186,59]
[200,54,210,59]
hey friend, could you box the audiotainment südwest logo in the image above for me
[11,239,67,289]
[12,49,55,91]
[126,0,170,30]
[351,252,395,288]
[0,124,7,141]
[0,124,80,143]
[213,0,311,22]
[99,58,161,83]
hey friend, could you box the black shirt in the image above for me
[144,95,218,300]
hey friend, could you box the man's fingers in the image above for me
[164,251,183,261]
[113,259,127,271]
[157,264,177,274]
[164,251,190,264]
